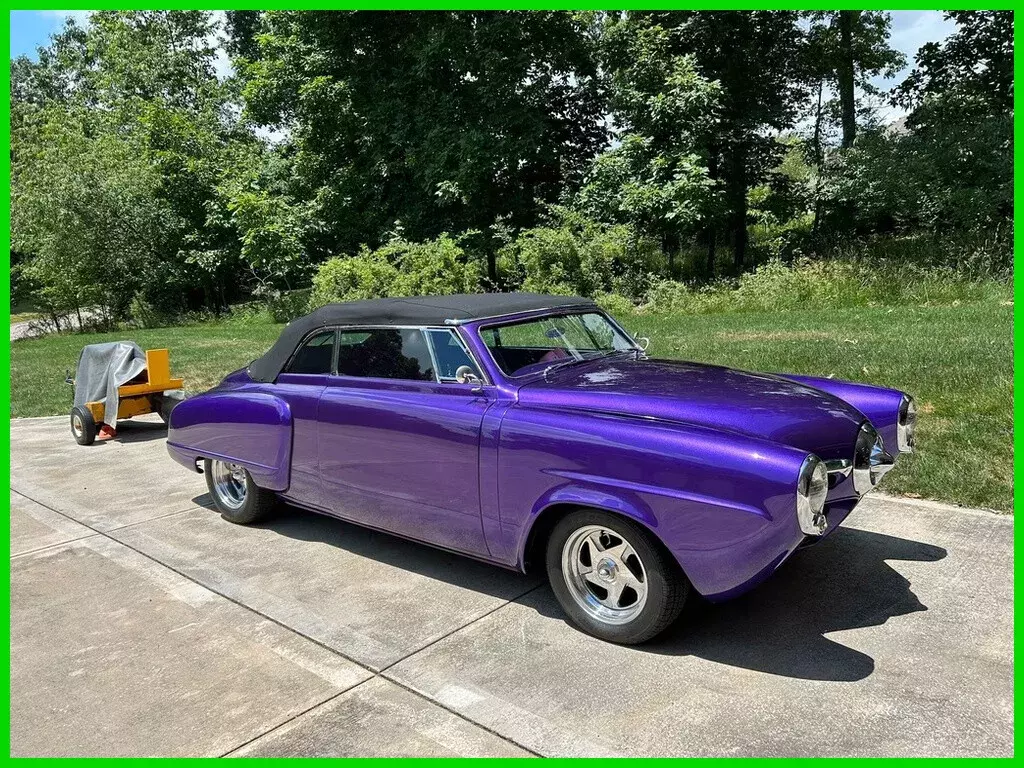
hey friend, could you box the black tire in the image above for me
[155,391,184,424]
[70,406,97,446]
[546,509,689,644]
[203,458,277,525]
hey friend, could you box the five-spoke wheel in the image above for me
[562,525,649,625]
[547,509,689,644]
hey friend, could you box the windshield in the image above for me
[480,312,638,377]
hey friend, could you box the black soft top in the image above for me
[248,292,596,382]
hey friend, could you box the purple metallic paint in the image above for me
[516,357,864,458]
[778,374,906,452]
[167,390,292,491]
[167,307,910,603]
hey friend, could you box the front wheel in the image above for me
[546,510,689,644]
[204,458,277,525]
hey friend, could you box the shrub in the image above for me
[593,291,637,317]
[268,288,312,323]
[642,257,1009,315]
[644,278,735,314]
[732,258,870,311]
[308,234,482,308]
[498,209,662,299]
[128,293,172,329]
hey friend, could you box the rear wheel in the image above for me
[546,509,689,644]
[204,458,277,525]
[70,406,97,446]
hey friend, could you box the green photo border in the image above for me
[2,4,1017,762]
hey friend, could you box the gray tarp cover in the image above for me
[73,342,147,425]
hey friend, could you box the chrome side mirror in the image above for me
[455,365,482,385]
[633,334,650,351]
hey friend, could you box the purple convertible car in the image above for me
[167,293,916,643]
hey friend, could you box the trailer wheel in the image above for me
[155,391,184,424]
[70,406,97,446]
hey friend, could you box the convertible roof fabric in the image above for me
[248,292,596,382]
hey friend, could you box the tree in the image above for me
[10,11,268,317]
[828,11,1015,236]
[895,11,1013,112]
[580,25,720,275]
[11,107,179,323]
[802,11,903,235]
[604,12,810,271]
[837,11,858,148]
[235,11,608,281]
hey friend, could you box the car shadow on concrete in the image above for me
[189,496,945,681]
[189,497,542,598]
[635,526,947,681]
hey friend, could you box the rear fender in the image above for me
[166,391,292,491]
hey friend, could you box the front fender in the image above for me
[500,406,810,599]
[166,390,292,491]
[778,374,906,451]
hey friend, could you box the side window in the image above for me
[335,328,435,381]
[426,329,481,382]
[285,330,335,375]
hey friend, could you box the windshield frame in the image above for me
[475,309,641,380]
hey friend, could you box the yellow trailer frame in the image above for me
[71,348,184,445]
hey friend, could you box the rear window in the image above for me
[285,330,335,375]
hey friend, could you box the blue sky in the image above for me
[10,9,89,58]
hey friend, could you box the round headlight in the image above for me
[797,455,828,535]
[897,395,917,453]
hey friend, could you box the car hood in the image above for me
[516,356,865,458]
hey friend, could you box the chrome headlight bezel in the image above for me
[896,394,917,453]
[853,421,897,495]
[797,454,828,536]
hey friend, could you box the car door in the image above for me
[272,328,335,509]
[317,327,493,556]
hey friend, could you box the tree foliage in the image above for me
[238,11,607,279]
[9,10,1012,324]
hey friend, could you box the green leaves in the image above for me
[237,11,607,263]
[309,235,483,307]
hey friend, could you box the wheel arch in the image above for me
[520,498,683,580]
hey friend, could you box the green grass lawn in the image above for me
[10,301,1012,511]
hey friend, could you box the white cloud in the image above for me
[39,10,92,27]
[868,11,958,122]
[884,11,958,86]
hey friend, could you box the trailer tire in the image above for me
[70,406,97,446]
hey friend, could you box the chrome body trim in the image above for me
[280,323,493,386]
[825,458,853,477]
[852,422,896,495]
[796,454,828,536]
[444,303,599,326]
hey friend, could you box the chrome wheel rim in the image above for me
[561,524,648,625]
[211,460,247,510]
[71,414,83,438]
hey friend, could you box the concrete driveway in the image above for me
[9,415,1014,756]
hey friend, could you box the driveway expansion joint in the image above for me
[11,487,546,757]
